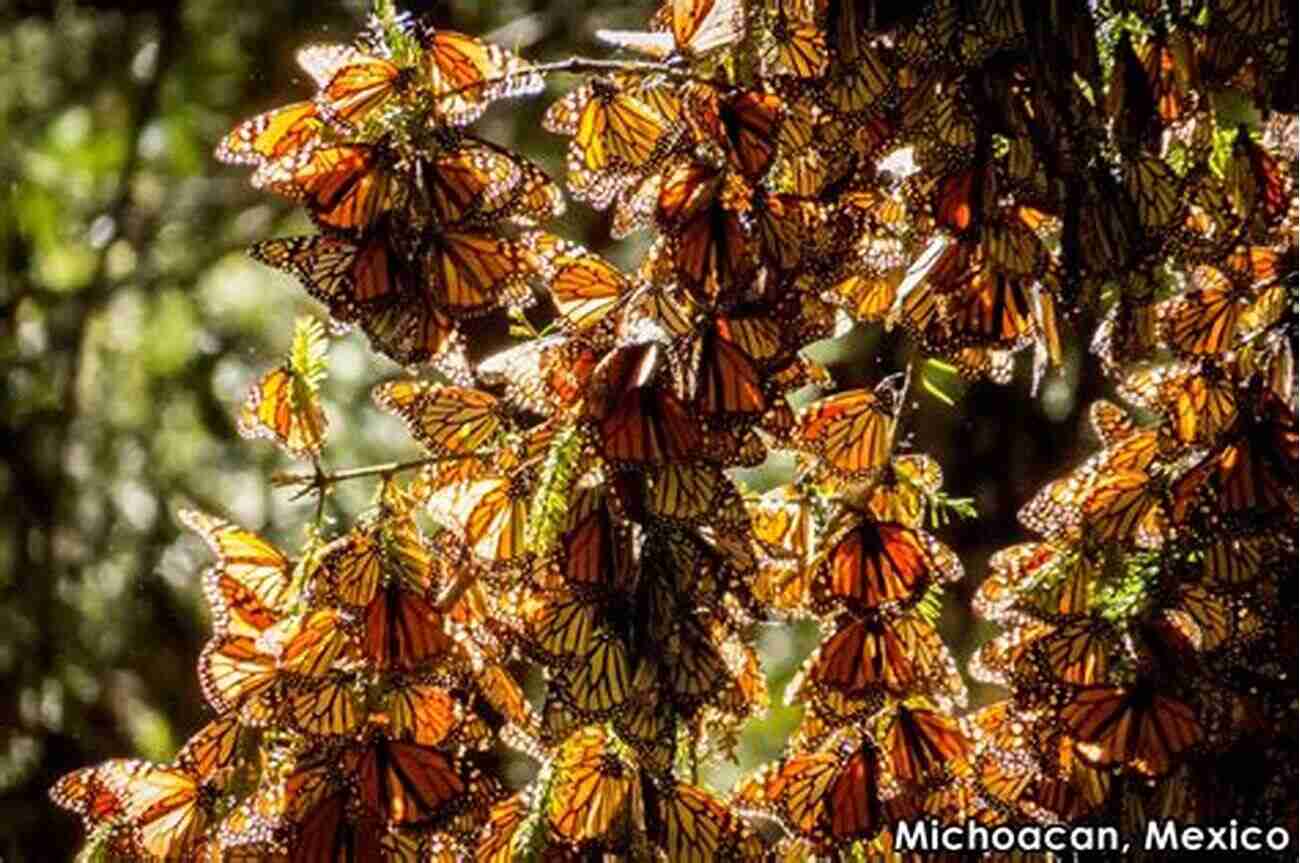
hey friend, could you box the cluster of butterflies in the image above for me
[51,491,546,859]
[962,366,1297,837]
[216,19,562,381]
[732,446,983,856]
[53,0,1297,860]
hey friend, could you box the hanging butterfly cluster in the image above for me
[733,439,980,857]
[226,21,562,380]
[966,336,1297,836]
[50,483,536,858]
[958,0,1300,849]
[51,0,1297,860]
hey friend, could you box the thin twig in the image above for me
[310,456,327,524]
[431,55,729,104]
[273,452,486,499]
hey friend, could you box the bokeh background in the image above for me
[2,1,1110,856]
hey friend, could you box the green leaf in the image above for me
[289,316,330,393]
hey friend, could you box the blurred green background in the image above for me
[1,1,1107,857]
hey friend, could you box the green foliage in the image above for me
[289,315,330,393]
[526,424,587,556]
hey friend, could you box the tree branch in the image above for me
[272,452,487,499]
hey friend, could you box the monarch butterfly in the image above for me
[790,382,900,479]
[1106,31,1196,149]
[548,478,637,590]
[1159,583,1236,653]
[686,87,784,181]
[474,662,538,735]
[859,453,944,530]
[1122,361,1239,446]
[647,779,761,861]
[786,684,887,753]
[1061,683,1203,778]
[986,544,1093,623]
[544,240,630,335]
[902,75,978,168]
[249,231,467,370]
[475,793,532,863]
[824,268,905,324]
[761,0,830,79]
[71,761,218,859]
[893,235,1039,352]
[354,734,479,826]
[423,229,539,318]
[553,628,634,715]
[1071,178,1142,282]
[1025,616,1112,686]
[1212,0,1292,37]
[477,335,601,416]
[975,543,1055,621]
[412,140,521,228]
[1226,125,1291,232]
[237,364,328,459]
[613,664,678,776]
[261,142,407,236]
[924,162,993,234]
[734,747,837,841]
[285,673,364,737]
[663,614,733,711]
[749,484,816,571]
[884,702,972,787]
[822,45,898,114]
[809,612,946,696]
[421,29,542,125]
[179,508,295,624]
[641,463,734,525]
[546,726,638,846]
[621,267,700,345]
[543,78,671,210]
[198,633,283,724]
[428,472,532,566]
[611,171,668,240]
[295,42,372,88]
[1170,391,1299,526]
[1020,426,1159,542]
[968,620,1047,688]
[236,752,375,859]
[215,100,324,168]
[307,523,389,609]
[362,581,455,672]
[203,565,287,644]
[1089,398,1137,447]
[1081,468,1168,547]
[521,589,602,664]
[589,343,704,465]
[751,189,824,274]
[637,519,733,605]
[310,46,416,129]
[1200,534,1271,587]
[374,380,506,458]
[1123,153,1187,234]
[741,729,887,847]
[50,762,130,837]
[673,317,769,415]
[809,520,936,614]
[655,161,760,306]
[277,608,360,678]
[596,0,746,60]
[72,713,252,857]
[1160,264,1261,357]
